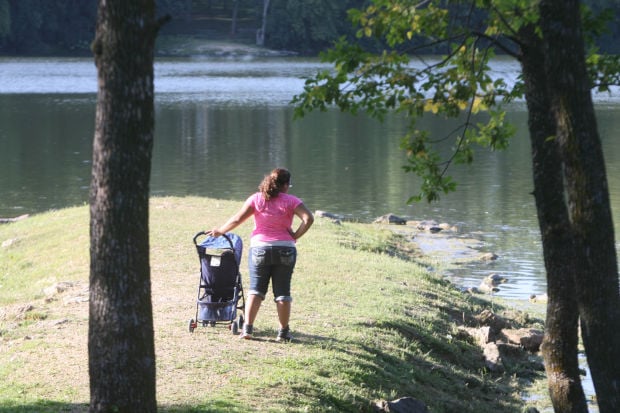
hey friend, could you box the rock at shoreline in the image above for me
[480,252,499,261]
[475,308,509,333]
[375,397,429,413]
[529,293,548,303]
[408,219,460,233]
[457,310,545,374]
[315,210,342,219]
[314,210,344,224]
[0,214,29,224]
[373,213,407,225]
[501,328,544,352]
[415,219,442,232]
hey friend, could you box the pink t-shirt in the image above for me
[244,192,303,243]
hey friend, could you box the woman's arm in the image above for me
[206,203,254,237]
[291,203,314,240]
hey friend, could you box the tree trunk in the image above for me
[256,0,270,46]
[539,1,620,411]
[231,0,239,36]
[89,1,159,412]
[518,25,588,412]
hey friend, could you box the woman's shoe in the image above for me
[240,324,253,339]
[276,326,291,342]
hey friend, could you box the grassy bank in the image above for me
[0,197,548,412]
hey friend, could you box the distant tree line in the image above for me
[0,0,618,56]
[0,0,97,55]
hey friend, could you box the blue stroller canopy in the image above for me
[199,233,243,264]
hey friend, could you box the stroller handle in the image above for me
[193,231,235,249]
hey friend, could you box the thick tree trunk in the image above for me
[89,1,159,412]
[519,26,588,412]
[539,1,620,411]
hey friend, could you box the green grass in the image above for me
[0,205,89,305]
[0,197,549,412]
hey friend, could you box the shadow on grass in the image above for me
[0,401,89,413]
[0,401,246,413]
[291,316,538,413]
[370,317,544,412]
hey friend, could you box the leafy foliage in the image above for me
[292,0,620,202]
[293,1,522,201]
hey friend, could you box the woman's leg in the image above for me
[272,246,296,341]
[276,300,291,329]
[245,294,263,326]
[244,246,270,336]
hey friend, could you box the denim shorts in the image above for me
[248,246,297,302]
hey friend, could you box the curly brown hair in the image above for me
[258,168,291,200]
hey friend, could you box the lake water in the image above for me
[1,56,620,304]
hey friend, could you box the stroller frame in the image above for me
[189,231,245,334]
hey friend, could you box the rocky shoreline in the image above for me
[342,212,551,413]
[318,211,518,294]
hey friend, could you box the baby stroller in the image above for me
[188,231,245,334]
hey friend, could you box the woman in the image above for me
[206,168,314,341]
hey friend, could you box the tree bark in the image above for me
[539,1,620,411]
[89,1,159,412]
[518,25,588,412]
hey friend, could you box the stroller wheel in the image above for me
[188,319,196,333]
[231,320,239,334]
[239,315,244,329]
